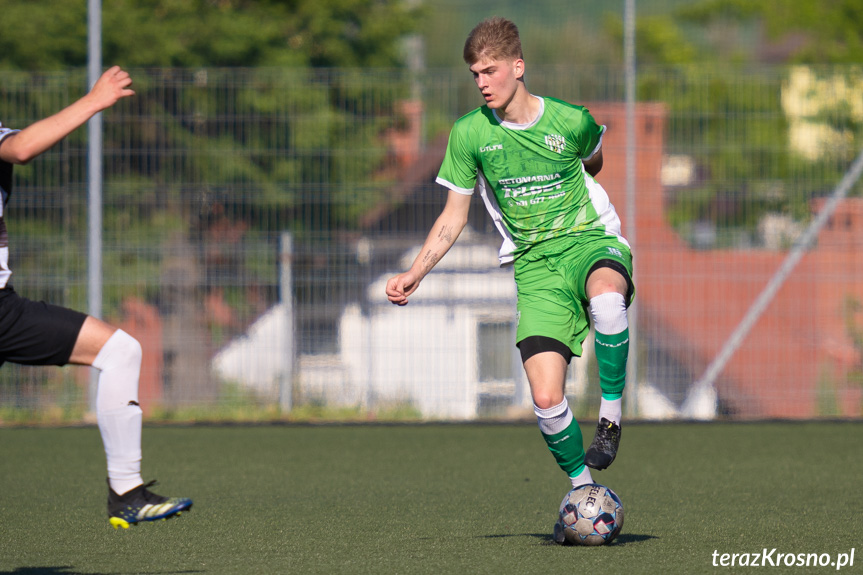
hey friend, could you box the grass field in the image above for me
[1,421,861,574]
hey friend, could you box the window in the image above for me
[477,321,513,382]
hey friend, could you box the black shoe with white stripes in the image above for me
[584,418,622,470]
[107,479,192,529]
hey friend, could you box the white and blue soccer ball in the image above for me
[554,483,624,546]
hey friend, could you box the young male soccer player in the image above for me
[386,18,633,490]
[0,66,192,528]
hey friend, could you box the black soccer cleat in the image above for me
[584,417,622,470]
[107,479,193,529]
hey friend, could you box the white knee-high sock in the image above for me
[93,329,144,495]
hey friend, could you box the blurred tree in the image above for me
[599,0,862,246]
[603,13,698,66]
[0,0,422,70]
[0,1,423,321]
[677,0,863,64]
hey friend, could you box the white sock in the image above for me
[98,406,143,495]
[589,292,628,335]
[534,398,572,435]
[599,397,623,427]
[93,329,144,495]
[570,466,594,489]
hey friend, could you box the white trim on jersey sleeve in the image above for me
[583,125,606,161]
[0,248,10,289]
[435,176,474,196]
[0,121,21,144]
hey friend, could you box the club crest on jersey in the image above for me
[544,134,566,154]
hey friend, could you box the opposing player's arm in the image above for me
[385,190,472,305]
[0,66,134,165]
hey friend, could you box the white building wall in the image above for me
[213,239,619,419]
[211,303,290,399]
[340,266,518,419]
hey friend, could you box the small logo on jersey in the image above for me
[607,247,623,258]
[480,144,503,153]
[545,134,566,154]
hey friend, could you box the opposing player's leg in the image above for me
[520,337,593,489]
[70,318,143,495]
[583,263,631,470]
[70,317,192,528]
[106,479,193,529]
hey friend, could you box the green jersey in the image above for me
[436,96,629,265]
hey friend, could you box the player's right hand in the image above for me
[385,271,419,306]
[89,66,135,111]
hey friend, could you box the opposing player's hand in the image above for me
[88,66,135,111]
[386,271,420,306]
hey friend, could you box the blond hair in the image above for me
[463,17,523,65]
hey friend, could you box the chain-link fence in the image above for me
[1,63,861,422]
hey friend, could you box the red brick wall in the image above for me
[586,103,861,418]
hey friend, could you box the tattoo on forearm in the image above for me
[437,225,454,244]
[418,225,452,273]
[421,250,439,272]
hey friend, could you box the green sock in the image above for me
[541,416,587,477]
[594,328,629,398]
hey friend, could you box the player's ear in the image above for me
[513,58,525,79]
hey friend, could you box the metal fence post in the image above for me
[87,0,102,415]
[624,0,638,417]
[279,232,296,412]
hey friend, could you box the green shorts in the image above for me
[514,234,634,358]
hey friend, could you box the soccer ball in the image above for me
[554,483,624,546]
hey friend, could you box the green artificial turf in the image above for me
[1,422,861,574]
